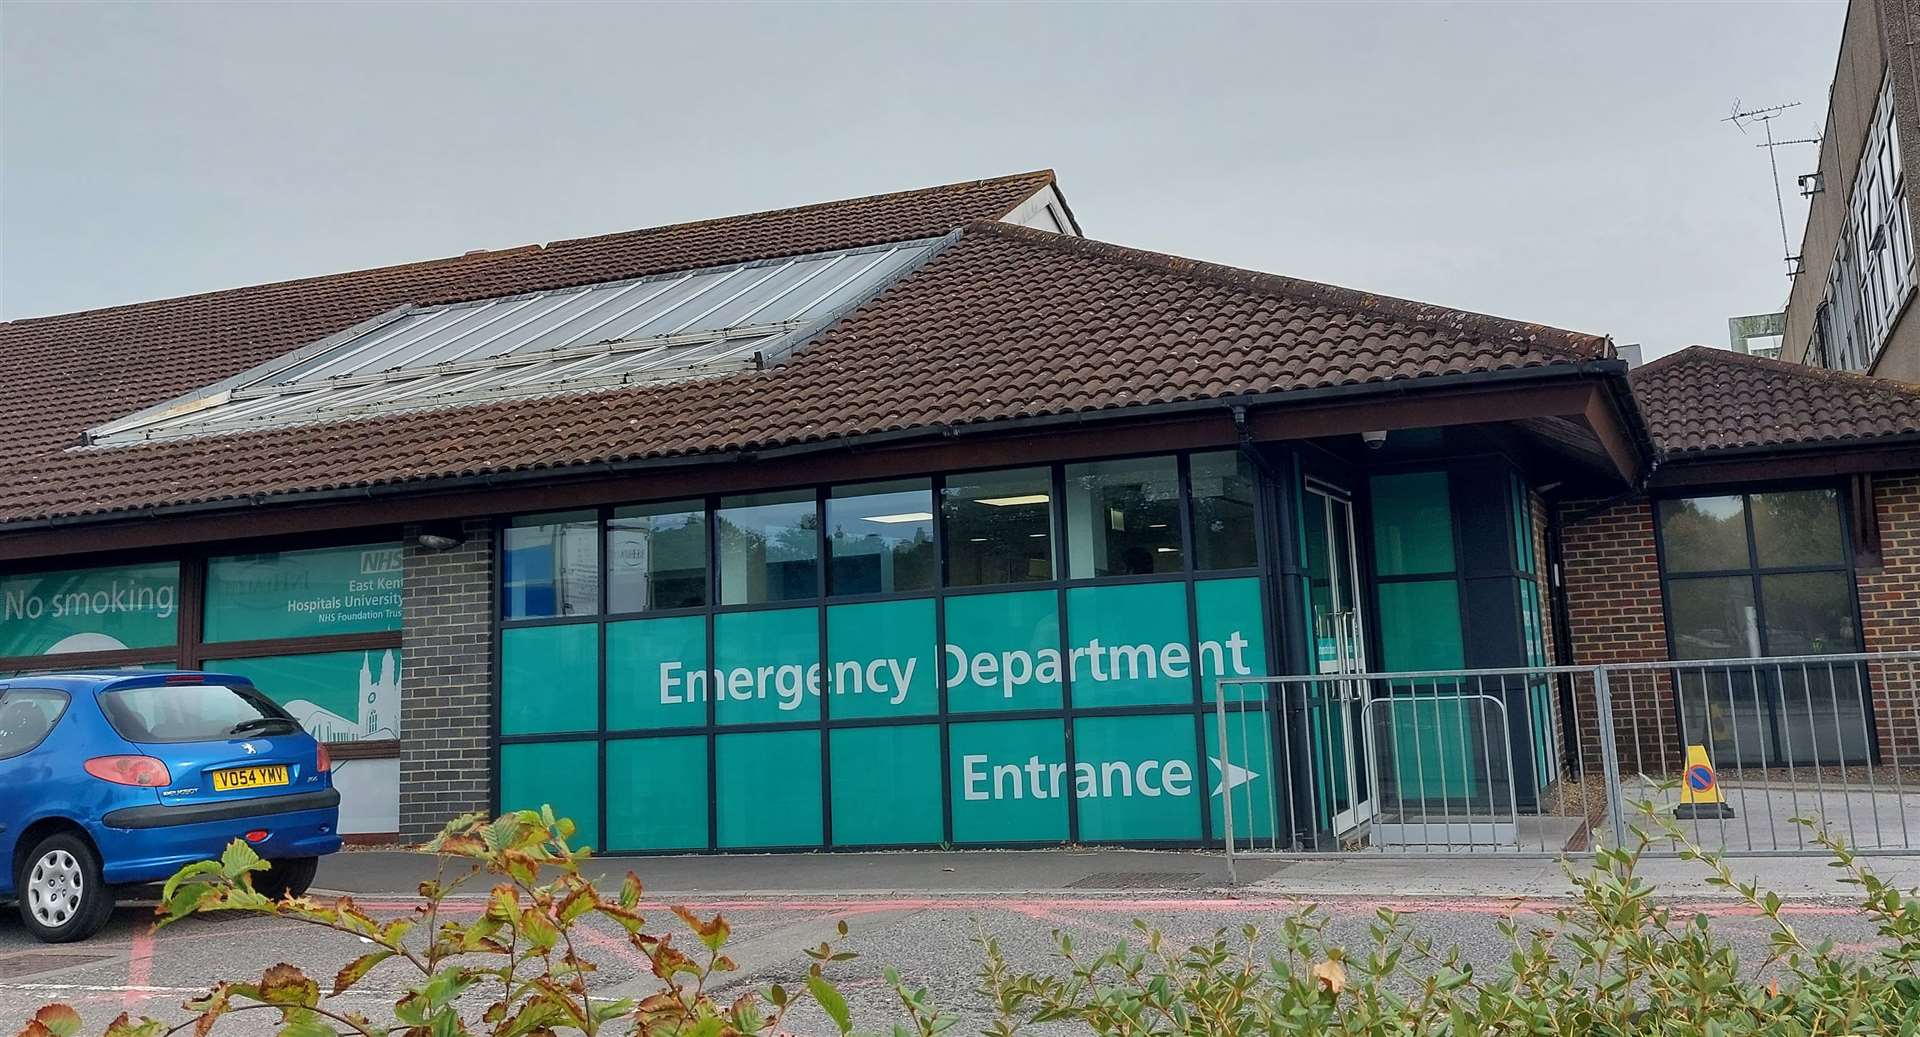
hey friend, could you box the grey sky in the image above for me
[1,1,1841,358]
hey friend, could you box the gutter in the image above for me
[4,358,1634,536]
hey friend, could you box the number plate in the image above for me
[211,765,289,792]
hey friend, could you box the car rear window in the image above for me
[98,683,297,744]
[0,690,69,759]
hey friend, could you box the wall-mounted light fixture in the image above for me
[415,523,466,551]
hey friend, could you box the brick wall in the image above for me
[1557,496,1675,773]
[399,518,494,841]
[1858,475,1920,762]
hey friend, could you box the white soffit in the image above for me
[88,237,948,445]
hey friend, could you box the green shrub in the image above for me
[23,808,1920,1036]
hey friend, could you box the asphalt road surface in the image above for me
[0,886,1896,1035]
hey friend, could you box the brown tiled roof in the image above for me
[1630,345,1920,458]
[0,170,1057,464]
[0,219,1614,527]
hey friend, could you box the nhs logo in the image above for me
[360,548,404,575]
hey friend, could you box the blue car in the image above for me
[0,671,340,942]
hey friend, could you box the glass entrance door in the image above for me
[1302,481,1373,833]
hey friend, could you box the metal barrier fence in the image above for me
[1214,651,1920,865]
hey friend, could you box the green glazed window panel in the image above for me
[1386,697,1473,801]
[1760,571,1860,655]
[713,608,820,724]
[1065,582,1192,708]
[826,599,937,718]
[949,719,1068,844]
[1668,575,1758,659]
[606,736,709,851]
[1205,710,1278,843]
[1072,714,1202,842]
[1189,451,1258,571]
[0,561,180,657]
[1751,489,1847,569]
[829,725,943,846]
[1064,456,1184,578]
[1369,472,1456,577]
[204,543,404,642]
[1657,496,1750,573]
[716,730,822,848]
[501,624,599,736]
[608,502,708,613]
[202,649,399,743]
[501,741,600,849]
[944,589,1064,712]
[1375,581,1464,672]
[607,615,709,731]
[503,512,601,619]
[1195,578,1268,701]
[941,467,1056,588]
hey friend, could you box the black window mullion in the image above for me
[816,486,832,850]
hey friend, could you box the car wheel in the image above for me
[253,856,318,901]
[17,833,114,943]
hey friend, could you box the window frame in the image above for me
[489,447,1276,854]
[1652,483,1866,661]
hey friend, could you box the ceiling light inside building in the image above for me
[976,494,1050,507]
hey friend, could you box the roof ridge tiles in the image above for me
[1633,343,1920,399]
[4,170,1056,329]
[960,220,1613,362]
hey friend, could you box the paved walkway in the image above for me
[314,843,1920,903]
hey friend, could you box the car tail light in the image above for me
[315,743,331,773]
[85,755,171,787]
[245,830,268,843]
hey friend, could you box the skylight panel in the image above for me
[87,236,948,446]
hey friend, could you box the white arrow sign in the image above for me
[1208,756,1260,797]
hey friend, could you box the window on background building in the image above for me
[1818,72,1914,372]
[941,467,1055,587]
[1065,457,1183,578]
[717,491,819,605]
[503,512,600,619]
[1189,451,1258,570]
[608,501,707,613]
[826,480,935,596]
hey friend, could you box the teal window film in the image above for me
[826,598,937,718]
[0,561,180,657]
[1196,577,1268,700]
[606,735,708,851]
[713,607,820,724]
[943,588,1064,713]
[494,449,1282,850]
[501,740,600,849]
[949,718,1069,843]
[204,543,403,642]
[501,624,599,736]
[1205,708,1279,843]
[202,649,399,743]
[1369,472,1455,576]
[1072,713,1202,842]
[503,512,600,619]
[829,725,942,846]
[1065,582,1193,707]
[1375,581,1463,672]
[716,729,822,848]
[607,614,708,731]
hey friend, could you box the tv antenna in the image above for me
[1724,99,1822,276]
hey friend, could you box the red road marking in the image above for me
[348,895,1867,919]
[122,924,154,1011]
